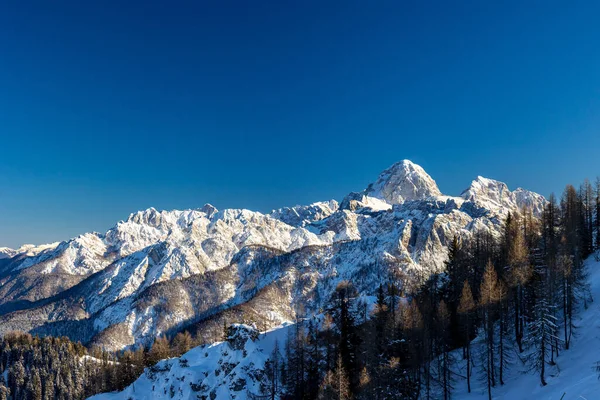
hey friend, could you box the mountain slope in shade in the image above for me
[0,161,546,350]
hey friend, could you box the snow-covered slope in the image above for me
[90,323,290,400]
[0,161,546,350]
[0,247,15,260]
[453,255,600,400]
[365,159,442,204]
[461,176,545,218]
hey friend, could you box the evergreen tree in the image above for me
[263,340,281,400]
[31,368,43,400]
[457,280,475,393]
[595,177,600,251]
[525,265,559,386]
[506,213,532,353]
[435,300,453,400]
[306,318,321,400]
[334,281,361,392]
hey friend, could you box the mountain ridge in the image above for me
[0,161,546,350]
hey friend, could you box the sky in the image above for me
[0,1,599,248]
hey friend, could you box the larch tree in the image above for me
[458,280,476,393]
[435,300,453,400]
[506,213,532,353]
[479,261,504,400]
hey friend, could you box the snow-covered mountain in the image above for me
[0,160,546,351]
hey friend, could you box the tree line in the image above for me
[0,328,203,399]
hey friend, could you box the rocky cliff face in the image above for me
[0,161,545,350]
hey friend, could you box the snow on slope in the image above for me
[454,254,600,400]
[366,159,442,204]
[461,176,545,218]
[90,323,292,400]
[0,247,15,259]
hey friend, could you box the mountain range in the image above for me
[0,160,546,351]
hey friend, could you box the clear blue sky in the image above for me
[1,1,599,248]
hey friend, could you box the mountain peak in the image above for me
[364,160,442,205]
[461,176,546,216]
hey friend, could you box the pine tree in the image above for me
[335,281,360,391]
[525,265,559,386]
[31,368,43,400]
[581,180,595,258]
[402,299,424,395]
[457,280,475,393]
[445,235,467,309]
[43,371,54,400]
[306,318,321,400]
[435,300,453,400]
[595,177,600,252]
[263,340,281,400]
[10,355,26,399]
[322,313,336,374]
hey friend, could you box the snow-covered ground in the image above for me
[90,323,292,400]
[454,255,600,400]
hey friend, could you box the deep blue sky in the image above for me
[1,1,599,247]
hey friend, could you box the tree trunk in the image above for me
[466,341,471,393]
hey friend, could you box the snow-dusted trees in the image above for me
[0,332,142,400]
